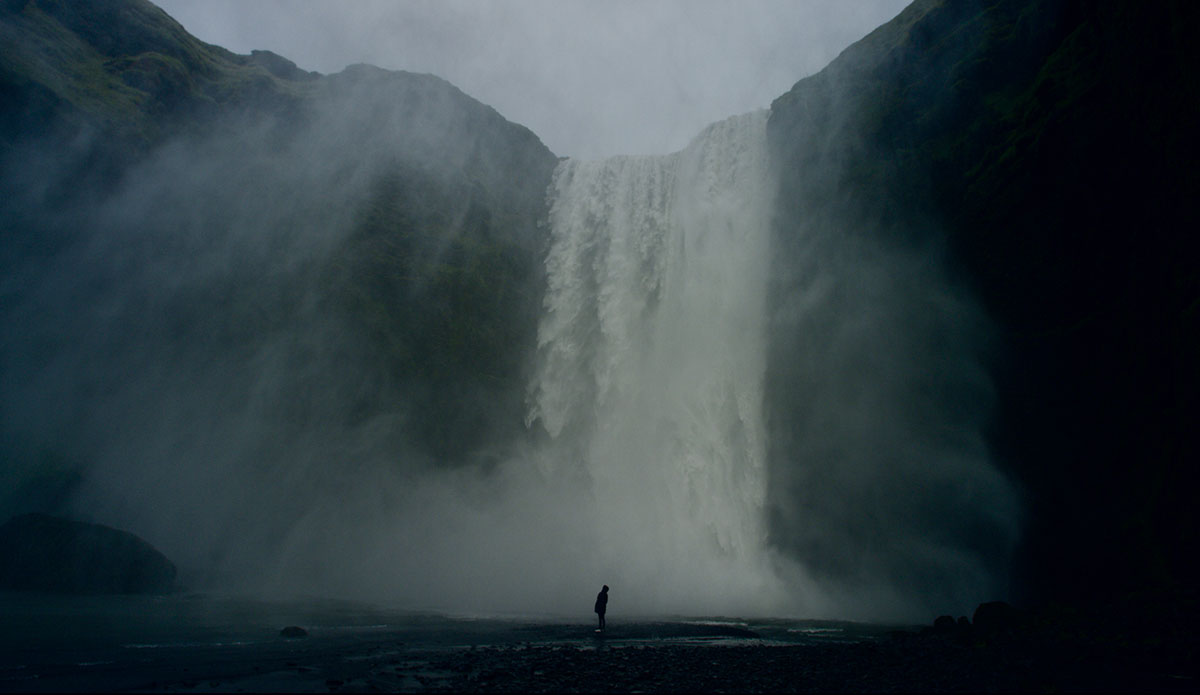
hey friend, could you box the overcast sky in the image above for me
[154,0,910,160]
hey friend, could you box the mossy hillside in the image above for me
[0,0,145,137]
[322,162,550,462]
[0,0,558,490]
[0,0,315,150]
[307,65,557,462]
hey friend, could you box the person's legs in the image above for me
[599,613,605,631]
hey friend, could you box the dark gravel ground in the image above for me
[3,594,1195,693]
[9,626,1196,693]
[367,630,1196,693]
[144,616,1192,693]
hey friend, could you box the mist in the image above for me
[764,225,1020,619]
[0,67,555,608]
[2,101,788,617]
[0,0,1020,623]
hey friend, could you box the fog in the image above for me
[1,0,1020,623]
[764,225,1020,619]
[153,0,909,160]
[0,70,554,608]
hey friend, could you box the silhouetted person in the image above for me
[594,584,609,631]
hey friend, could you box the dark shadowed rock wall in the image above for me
[767,0,1200,604]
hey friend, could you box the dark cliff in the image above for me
[767,0,1200,605]
[0,0,559,530]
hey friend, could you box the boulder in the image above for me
[0,513,176,594]
[280,626,308,638]
[931,615,957,634]
[972,600,1025,636]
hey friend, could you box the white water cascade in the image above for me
[526,111,791,614]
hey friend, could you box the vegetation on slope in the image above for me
[0,0,315,150]
[0,0,559,540]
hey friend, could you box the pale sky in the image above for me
[154,0,910,160]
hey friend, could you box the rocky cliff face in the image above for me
[0,0,558,538]
[767,0,1200,604]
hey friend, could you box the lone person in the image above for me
[594,584,609,632]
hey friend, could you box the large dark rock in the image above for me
[0,513,176,594]
[972,600,1025,637]
[931,615,957,634]
[923,614,974,643]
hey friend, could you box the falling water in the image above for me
[526,111,790,614]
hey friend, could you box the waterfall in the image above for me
[526,111,787,613]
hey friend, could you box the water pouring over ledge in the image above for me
[527,111,789,615]
[235,105,1014,620]
[520,102,1021,619]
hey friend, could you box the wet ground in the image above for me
[0,593,1194,692]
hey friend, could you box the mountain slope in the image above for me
[0,0,318,157]
[0,0,558,578]
[767,0,1200,605]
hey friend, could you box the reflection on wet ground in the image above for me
[0,592,912,692]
